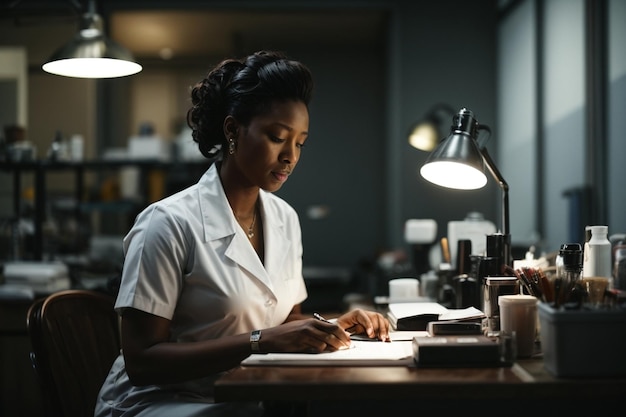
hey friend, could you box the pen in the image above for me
[314,312,355,349]
[314,313,390,343]
[314,313,360,338]
[313,312,334,324]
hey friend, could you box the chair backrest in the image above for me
[27,289,120,417]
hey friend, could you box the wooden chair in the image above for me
[27,289,120,417]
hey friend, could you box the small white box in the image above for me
[128,136,170,161]
[404,219,437,244]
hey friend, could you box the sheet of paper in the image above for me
[346,331,426,342]
[438,306,484,321]
[388,302,448,319]
[390,331,429,341]
[241,340,414,366]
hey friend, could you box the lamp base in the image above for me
[487,233,513,270]
[503,233,512,268]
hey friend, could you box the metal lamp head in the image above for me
[419,108,488,190]
[42,4,142,78]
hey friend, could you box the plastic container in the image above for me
[582,225,612,280]
[538,302,626,377]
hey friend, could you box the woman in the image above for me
[95,50,390,417]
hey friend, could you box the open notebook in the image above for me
[240,332,422,366]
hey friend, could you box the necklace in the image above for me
[236,202,258,239]
[246,208,257,239]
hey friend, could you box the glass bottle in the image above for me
[555,243,582,307]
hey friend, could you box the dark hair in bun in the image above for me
[187,50,313,158]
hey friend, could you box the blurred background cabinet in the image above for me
[0,159,209,262]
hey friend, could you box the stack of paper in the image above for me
[387,302,484,331]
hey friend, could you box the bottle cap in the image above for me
[589,225,608,236]
[560,243,582,269]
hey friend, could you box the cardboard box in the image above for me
[538,302,626,377]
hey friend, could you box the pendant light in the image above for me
[42,0,141,78]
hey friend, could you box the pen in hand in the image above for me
[313,312,334,324]
[314,312,352,333]
[314,312,390,342]
[313,312,353,350]
[314,313,357,335]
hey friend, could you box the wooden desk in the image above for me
[215,359,625,415]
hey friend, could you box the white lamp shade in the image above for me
[43,57,142,78]
[420,160,487,190]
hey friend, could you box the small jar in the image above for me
[555,243,582,307]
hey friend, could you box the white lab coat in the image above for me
[95,163,307,417]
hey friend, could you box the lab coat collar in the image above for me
[197,164,291,291]
[198,164,238,242]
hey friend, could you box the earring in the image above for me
[228,138,236,155]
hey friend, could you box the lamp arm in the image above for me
[480,146,512,266]
[479,146,509,237]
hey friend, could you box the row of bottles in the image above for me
[435,226,621,310]
[47,130,84,161]
[555,225,624,308]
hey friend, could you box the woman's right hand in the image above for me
[261,318,352,353]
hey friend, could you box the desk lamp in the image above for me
[420,107,512,267]
[42,0,142,78]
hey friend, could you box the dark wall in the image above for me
[275,46,387,268]
[394,1,499,250]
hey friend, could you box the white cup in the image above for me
[389,278,420,301]
[498,294,538,358]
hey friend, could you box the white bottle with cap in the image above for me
[582,225,613,291]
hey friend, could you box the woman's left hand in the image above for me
[335,309,391,342]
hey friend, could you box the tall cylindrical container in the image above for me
[555,243,583,306]
[582,225,612,304]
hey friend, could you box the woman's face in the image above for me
[231,100,309,192]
